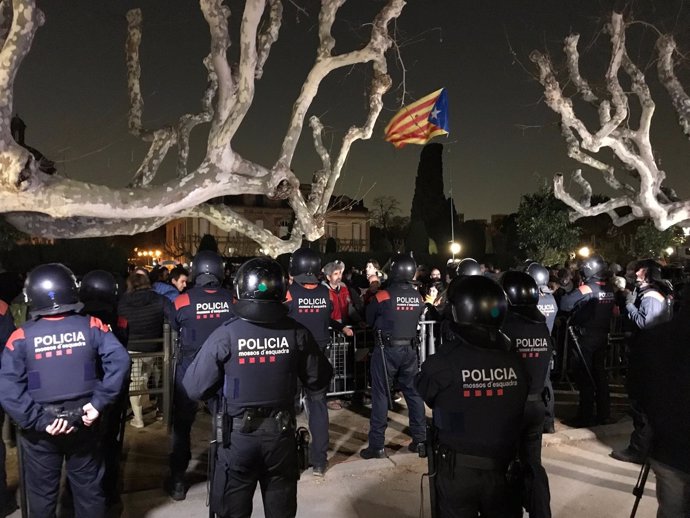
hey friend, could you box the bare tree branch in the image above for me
[533,11,690,231]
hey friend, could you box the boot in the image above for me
[129,395,145,428]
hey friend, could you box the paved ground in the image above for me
[4,392,659,517]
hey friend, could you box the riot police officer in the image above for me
[612,258,672,464]
[79,270,129,509]
[559,255,615,427]
[285,248,333,476]
[524,262,558,434]
[183,258,332,518]
[416,275,528,517]
[168,250,235,500]
[0,263,130,518]
[501,271,552,518]
[360,254,426,459]
[455,257,482,278]
[0,293,16,515]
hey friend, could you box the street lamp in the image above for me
[665,246,675,257]
[577,246,591,258]
[450,242,461,260]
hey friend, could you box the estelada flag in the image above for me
[384,88,449,148]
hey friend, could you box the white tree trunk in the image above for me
[0,0,406,256]
[531,11,690,230]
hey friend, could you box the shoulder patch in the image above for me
[117,316,128,330]
[579,285,592,295]
[5,328,25,352]
[174,293,191,310]
[284,290,293,303]
[0,300,7,316]
[375,290,391,303]
[90,316,110,333]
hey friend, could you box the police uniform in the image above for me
[416,334,528,517]
[0,312,130,517]
[560,277,615,425]
[364,280,426,453]
[170,284,234,483]
[502,307,553,518]
[537,289,558,432]
[0,300,15,513]
[614,272,672,464]
[285,281,333,472]
[183,291,332,516]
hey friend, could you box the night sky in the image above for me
[13,0,690,221]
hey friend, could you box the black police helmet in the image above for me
[233,257,288,323]
[79,270,118,305]
[447,275,508,331]
[524,262,549,288]
[634,258,663,282]
[580,254,606,281]
[501,271,545,322]
[289,248,321,284]
[389,254,416,282]
[456,258,482,277]
[25,263,84,318]
[191,250,225,286]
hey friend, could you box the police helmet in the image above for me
[289,248,321,284]
[79,270,118,305]
[191,250,225,286]
[389,254,416,282]
[634,258,663,283]
[233,257,288,323]
[25,263,84,318]
[501,270,545,322]
[456,257,482,277]
[524,262,549,288]
[580,254,606,281]
[447,275,507,331]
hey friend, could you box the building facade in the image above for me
[165,193,370,259]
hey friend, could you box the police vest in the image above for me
[537,292,558,334]
[174,286,234,354]
[22,315,101,404]
[502,310,553,395]
[286,283,331,346]
[572,281,615,333]
[375,283,423,339]
[222,317,299,417]
[432,339,528,463]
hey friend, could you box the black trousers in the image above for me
[211,427,298,518]
[20,427,104,518]
[436,465,511,518]
[306,391,329,468]
[574,333,610,422]
[100,392,127,506]
[170,356,199,477]
[519,399,552,518]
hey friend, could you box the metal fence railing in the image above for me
[126,324,173,429]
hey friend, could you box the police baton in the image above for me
[376,330,394,409]
[630,461,651,518]
[207,396,224,518]
[15,425,28,518]
[567,326,597,389]
[418,422,438,518]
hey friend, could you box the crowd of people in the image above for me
[0,248,686,518]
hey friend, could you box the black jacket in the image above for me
[117,289,170,351]
[635,307,690,474]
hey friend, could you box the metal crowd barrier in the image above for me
[418,320,439,365]
[126,323,173,428]
[326,329,358,397]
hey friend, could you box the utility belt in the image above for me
[230,407,295,436]
[437,445,506,473]
[377,333,417,347]
[42,404,85,429]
